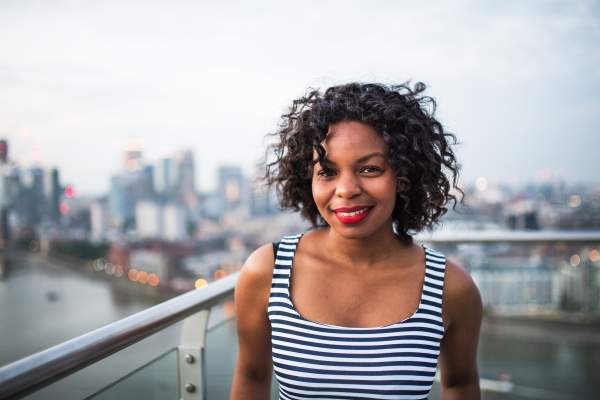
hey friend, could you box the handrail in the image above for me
[0,272,239,400]
[415,230,600,243]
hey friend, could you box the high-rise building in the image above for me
[90,200,108,242]
[250,180,278,216]
[110,142,157,231]
[0,140,7,164]
[16,168,46,227]
[154,158,171,195]
[141,165,154,197]
[218,166,243,209]
[163,203,187,242]
[123,140,142,171]
[136,200,162,239]
[44,169,60,221]
[171,151,195,202]
[108,176,125,229]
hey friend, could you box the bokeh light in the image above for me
[31,150,42,161]
[0,142,6,154]
[195,279,208,289]
[59,203,69,214]
[148,274,159,286]
[105,263,114,275]
[126,159,138,172]
[128,269,139,281]
[214,269,227,280]
[570,254,581,267]
[476,177,488,191]
[33,138,42,149]
[590,250,599,262]
[138,271,148,284]
[29,240,38,252]
[568,195,581,208]
[97,258,107,270]
[65,186,74,198]
[114,265,124,277]
[540,168,551,181]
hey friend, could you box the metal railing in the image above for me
[417,230,600,315]
[415,230,600,243]
[0,272,239,400]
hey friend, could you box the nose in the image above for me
[335,172,361,198]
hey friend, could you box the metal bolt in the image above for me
[185,383,196,393]
[184,354,195,363]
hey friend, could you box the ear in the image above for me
[396,180,402,193]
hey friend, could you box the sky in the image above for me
[0,0,599,196]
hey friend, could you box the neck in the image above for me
[320,221,407,269]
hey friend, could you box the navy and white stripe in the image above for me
[268,234,446,400]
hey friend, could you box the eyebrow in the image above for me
[357,152,387,163]
[316,152,387,166]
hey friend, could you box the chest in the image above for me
[288,257,426,328]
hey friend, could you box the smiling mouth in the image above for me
[332,206,373,224]
[336,208,371,217]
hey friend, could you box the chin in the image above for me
[327,215,395,240]
[328,223,384,241]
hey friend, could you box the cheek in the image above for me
[311,180,331,210]
[311,181,324,205]
[368,180,398,208]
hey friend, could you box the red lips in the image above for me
[332,206,373,224]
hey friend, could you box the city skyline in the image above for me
[1,1,599,195]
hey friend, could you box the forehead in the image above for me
[321,121,389,155]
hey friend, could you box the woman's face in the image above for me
[312,121,399,240]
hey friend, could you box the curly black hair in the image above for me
[263,82,463,242]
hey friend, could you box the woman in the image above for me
[231,83,482,400]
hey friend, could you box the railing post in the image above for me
[177,309,211,400]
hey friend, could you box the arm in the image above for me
[438,260,483,400]
[230,244,275,400]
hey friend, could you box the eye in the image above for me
[316,168,336,177]
[361,165,382,174]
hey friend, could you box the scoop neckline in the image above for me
[282,234,431,330]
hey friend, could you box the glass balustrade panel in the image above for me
[22,321,184,400]
[88,349,177,400]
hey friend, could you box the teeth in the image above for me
[338,208,369,217]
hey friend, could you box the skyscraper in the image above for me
[44,168,60,221]
[0,140,7,164]
[171,151,195,203]
[154,158,171,195]
[108,176,125,229]
[218,166,243,209]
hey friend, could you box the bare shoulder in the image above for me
[441,258,482,329]
[238,244,276,291]
[443,259,479,298]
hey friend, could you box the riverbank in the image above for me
[0,248,179,304]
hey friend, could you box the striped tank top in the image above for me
[268,234,447,400]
